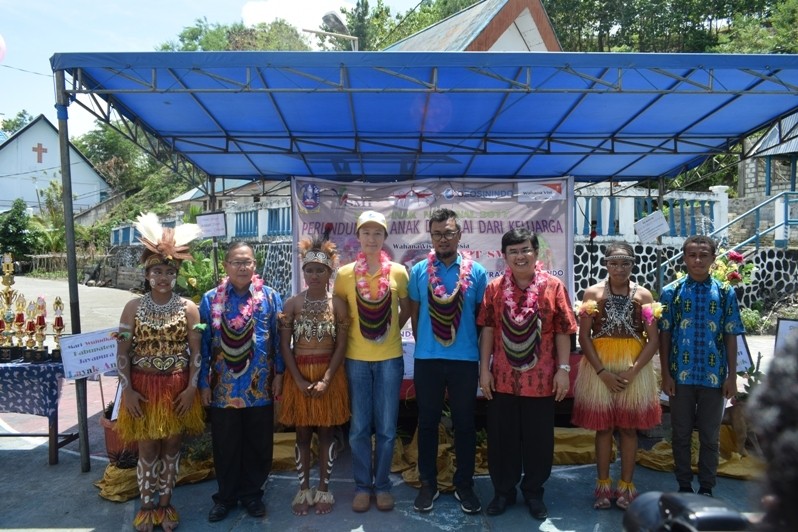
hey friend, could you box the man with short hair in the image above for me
[199,242,284,523]
[659,235,744,497]
[409,208,488,514]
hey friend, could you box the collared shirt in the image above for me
[477,273,577,397]
[198,280,284,408]
[408,254,488,362]
[659,276,744,388]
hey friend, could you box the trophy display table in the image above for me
[0,361,78,464]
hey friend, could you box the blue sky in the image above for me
[0,0,421,136]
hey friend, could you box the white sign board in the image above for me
[634,210,669,243]
[60,327,117,379]
[196,211,227,238]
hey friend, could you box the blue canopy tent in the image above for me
[49,51,798,470]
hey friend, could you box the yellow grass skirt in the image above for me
[279,352,349,427]
[572,337,661,431]
[116,370,205,443]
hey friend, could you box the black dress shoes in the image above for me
[245,498,266,517]
[486,494,516,516]
[208,502,231,522]
[526,498,548,520]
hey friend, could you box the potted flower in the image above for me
[100,401,138,468]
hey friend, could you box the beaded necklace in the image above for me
[354,251,393,343]
[501,266,548,371]
[594,280,641,343]
[427,251,473,346]
[293,292,337,343]
[136,292,184,329]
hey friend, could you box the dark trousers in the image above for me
[209,405,274,506]
[670,384,725,489]
[414,358,479,488]
[487,392,555,501]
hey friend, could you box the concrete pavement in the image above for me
[0,276,775,531]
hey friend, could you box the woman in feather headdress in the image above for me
[278,234,350,516]
[114,212,205,532]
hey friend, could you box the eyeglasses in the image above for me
[430,230,460,241]
[227,260,255,269]
[606,262,633,269]
[506,247,536,257]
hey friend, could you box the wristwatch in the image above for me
[558,364,571,373]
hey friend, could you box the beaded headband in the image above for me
[604,254,635,262]
[143,254,181,270]
[302,250,333,269]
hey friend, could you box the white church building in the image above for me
[0,114,110,213]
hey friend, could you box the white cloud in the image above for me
[242,0,354,33]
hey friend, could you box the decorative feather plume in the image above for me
[135,212,201,262]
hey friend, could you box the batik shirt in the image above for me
[659,276,744,388]
[198,281,284,408]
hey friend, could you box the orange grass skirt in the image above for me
[278,352,349,427]
[116,370,205,443]
[571,337,661,431]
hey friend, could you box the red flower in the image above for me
[727,250,744,263]
[727,271,743,285]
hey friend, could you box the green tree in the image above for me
[0,110,33,134]
[73,122,155,193]
[0,199,36,259]
[159,17,310,51]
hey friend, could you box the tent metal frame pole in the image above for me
[55,69,91,472]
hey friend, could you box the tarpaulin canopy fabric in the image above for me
[50,51,798,183]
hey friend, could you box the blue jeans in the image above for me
[414,358,479,488]
[345,356,403,494]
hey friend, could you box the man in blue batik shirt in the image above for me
[199,242,283,523]
[659,235,744,498]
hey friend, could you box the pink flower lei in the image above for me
[211,274,265,330]
[503,262,548,325]
[427,250,473,298]
[354,250,392,301]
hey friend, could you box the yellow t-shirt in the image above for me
[333,261,408,361]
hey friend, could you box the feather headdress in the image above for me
[299,234,338,270]
[135,212,202,269]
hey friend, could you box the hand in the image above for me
[661,373,676,397]
[122,387,147,418]
[602,371,629,393]
[308,380,329,398]
[553,369,569,402]
[617,367,637,384]
[173,387,196,416]
[200,388,211,407]
[273,374,283,399]
[479,372,494,400]
[722,375,737,400]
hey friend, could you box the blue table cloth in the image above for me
[0,362,64,418]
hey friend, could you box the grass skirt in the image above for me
[279,352,349,427]
[572,337,661,431]
[116,370,205,443]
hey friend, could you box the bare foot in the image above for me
[292,488,314,516]
[314,490,334,515]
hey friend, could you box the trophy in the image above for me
[23,299,37,362]
[0,254,16,361]
[51,297,65,362]
[32,296,49,363]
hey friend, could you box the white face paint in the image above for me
[147,265,178,294]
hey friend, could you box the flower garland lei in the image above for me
[502,261,548,325]
[427,250,473,298]
[211,275,265,330]
[354,251,392,301]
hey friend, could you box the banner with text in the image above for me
[292,177,573,289]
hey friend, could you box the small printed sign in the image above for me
[60,328,117,379]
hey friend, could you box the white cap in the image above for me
[356,210,388,234]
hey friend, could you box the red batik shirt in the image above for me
[477,274,577,398]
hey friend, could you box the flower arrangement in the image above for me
[676,248,755,288]
[575,300,598,318]
[641,302,663,325]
